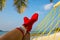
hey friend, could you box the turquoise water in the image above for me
[0,32,7,36]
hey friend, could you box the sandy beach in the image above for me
[31,32,60,40]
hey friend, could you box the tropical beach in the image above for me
[0,0,60,40]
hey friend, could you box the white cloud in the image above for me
[44,3,53,10]
[34,11,43,14]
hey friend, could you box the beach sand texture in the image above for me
[32,32,60,40]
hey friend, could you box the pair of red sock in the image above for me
[16,13,38,35]
[23,13,38,32]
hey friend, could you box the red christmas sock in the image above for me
[17,13,38,35]
[24,17,29,24]
[23,13,38,32]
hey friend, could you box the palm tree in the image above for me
[14,0,27,13]
[0,0,27,13]
[0,0,53,13]
[0,0,5,11]
[50,0,53,3]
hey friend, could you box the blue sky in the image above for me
[0,0,59,31]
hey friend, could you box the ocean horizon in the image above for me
[0,31,7,36]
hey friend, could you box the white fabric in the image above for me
[20,26,27,35]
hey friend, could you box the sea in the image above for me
[0,32,7,36]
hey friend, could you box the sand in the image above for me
[32,32,60,40]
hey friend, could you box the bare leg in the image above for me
[0,29,23,40]
[23,32,30,40]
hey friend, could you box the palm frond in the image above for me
[50,0,53,3]
[14,0,27,13]
[0,0,6,11]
